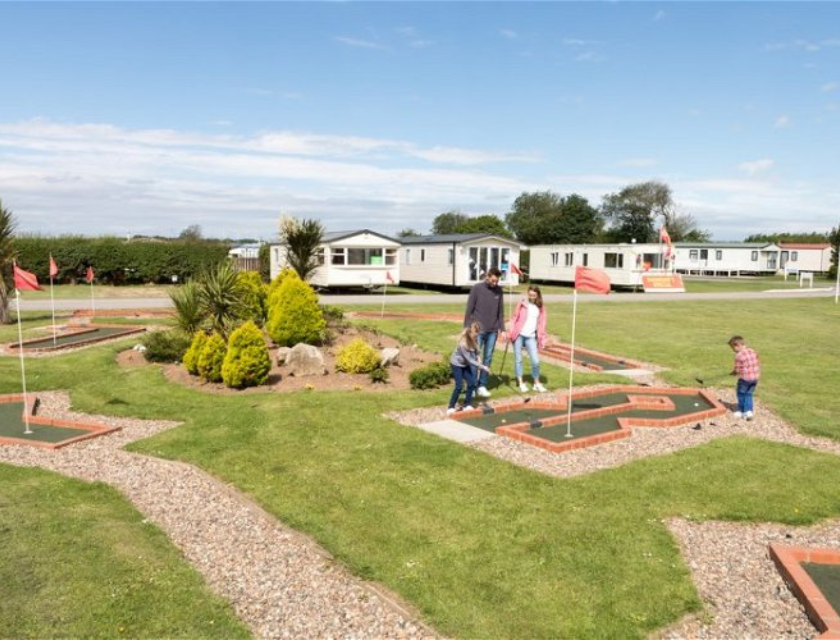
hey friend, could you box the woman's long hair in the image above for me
[527,285,543,308]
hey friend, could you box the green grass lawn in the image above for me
[1,295,839,637]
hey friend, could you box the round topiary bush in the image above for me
[197,332,227,383]
[335,338,381,374]
[221,321,271,389]
[183,330,208,375]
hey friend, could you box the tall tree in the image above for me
[431,210,470,235]
[397,228,421,238]
[600,181,670,243]
[178,224,203,242]
[279,216,324,281]
[744,231,831,243]
[458,214,511,237]
[506,191,602,245]
[0,200,18,324]
[829,222,840,281]
[668,212,711,242]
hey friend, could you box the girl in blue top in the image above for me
[447,322,490,415]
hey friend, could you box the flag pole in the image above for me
[90,278,95,316]
[50,272,57,346]
[15,290,33,435]
[380,280,387,318]
[835,240,839,305]
[565,289,578,438]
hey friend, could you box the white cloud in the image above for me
[616,158,658,168]
[653,10,666,22]
[821,81,839,93]
[737,158,774,176]
[774,115,791,128]
[334,36,386,50]
[575,51,605,63]
[499,28,518,40]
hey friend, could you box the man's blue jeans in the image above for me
[736,378,758,413]
[476,330,497,388]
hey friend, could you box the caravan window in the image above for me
[550,252,559,266]
[689,250,698,260]
[331,248,346,265]
[751,251,758,261]
[604,253,624,269]
[315,248,325,265]
[448,248,454,266]
[564,252,574,267]
[582,253,589,267]
[791,251,798,261]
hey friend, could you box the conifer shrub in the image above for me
[221,321,271,389]
[197,332,227,382]
[335,338,381,374]
[266,267,298,309]
[409,359,452,390]
[183,330,208,375]
[369,365,389,384]
[266,275,326,346]
[236,270,268,326]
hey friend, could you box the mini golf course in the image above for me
[0,394,120,449]
[7,324,145,353]
[449,385,726,454]
[541,342,649,372]
[770,544,840,637]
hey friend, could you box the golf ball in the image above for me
[694,402,699,407]
[501,419,507,424]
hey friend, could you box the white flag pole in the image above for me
[90,277,95,316]
[50,272,57,345]
[15,290,33,435]
[565,289,579,438]
[834,241,839,305]
[380,280,387,318]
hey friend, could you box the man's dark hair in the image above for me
[487,267,502,278]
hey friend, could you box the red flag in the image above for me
[574,266,610,294]
[659,226,671,244]
[85,266,95,284]
[49,255,58,278]
[13,263,43,292]
[510,263,523,276]
[385,271,395,284]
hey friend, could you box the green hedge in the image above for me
[15,236,230,285]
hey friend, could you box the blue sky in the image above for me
[1,1,838,241]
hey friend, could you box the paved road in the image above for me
[17,286,838,312]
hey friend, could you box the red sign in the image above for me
[642,274,685,293]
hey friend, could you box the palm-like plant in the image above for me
[279,216,324,281]
[198,260,244,337]
[0,200,18,324]
[169,280,204,335]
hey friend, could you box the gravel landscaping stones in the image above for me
[0,392,430,639]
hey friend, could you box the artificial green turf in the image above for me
[17,326,142,348]
[803,563,840,613]
[0,402,91,443]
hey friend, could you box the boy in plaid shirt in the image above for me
[729,335,760,420]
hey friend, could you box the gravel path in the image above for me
[394,382,840,639]
[0,392,431,639]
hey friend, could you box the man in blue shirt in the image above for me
[463,267,504,397]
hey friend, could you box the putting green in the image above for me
[12,325,144,351]
[542,344,639,371]
[0,402,90,443]
[803,563,840,614]
[456,387,725,450]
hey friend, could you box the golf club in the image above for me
[695,372,730,386]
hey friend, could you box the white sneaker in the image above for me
[533,382,548,393]
[476,386,491,398]
[518,382,530,393]
[446,407,457,416]
[463,405,475,411]
[745,411,754,421]
[733,411,743,418]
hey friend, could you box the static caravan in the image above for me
[270,229,400,289]
[529,243,667,287]
[778,243,832,274]
[671,242,781,275]
[399,233,525,289]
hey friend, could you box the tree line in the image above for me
[402,180,711,245]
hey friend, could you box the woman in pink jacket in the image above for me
[508,285,549,393]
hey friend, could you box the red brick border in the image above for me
[0,394,121,449]
[449,385,726,455]
[770,543,840,638]
[541,343,649,372]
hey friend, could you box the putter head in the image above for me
[694,377,704,385]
